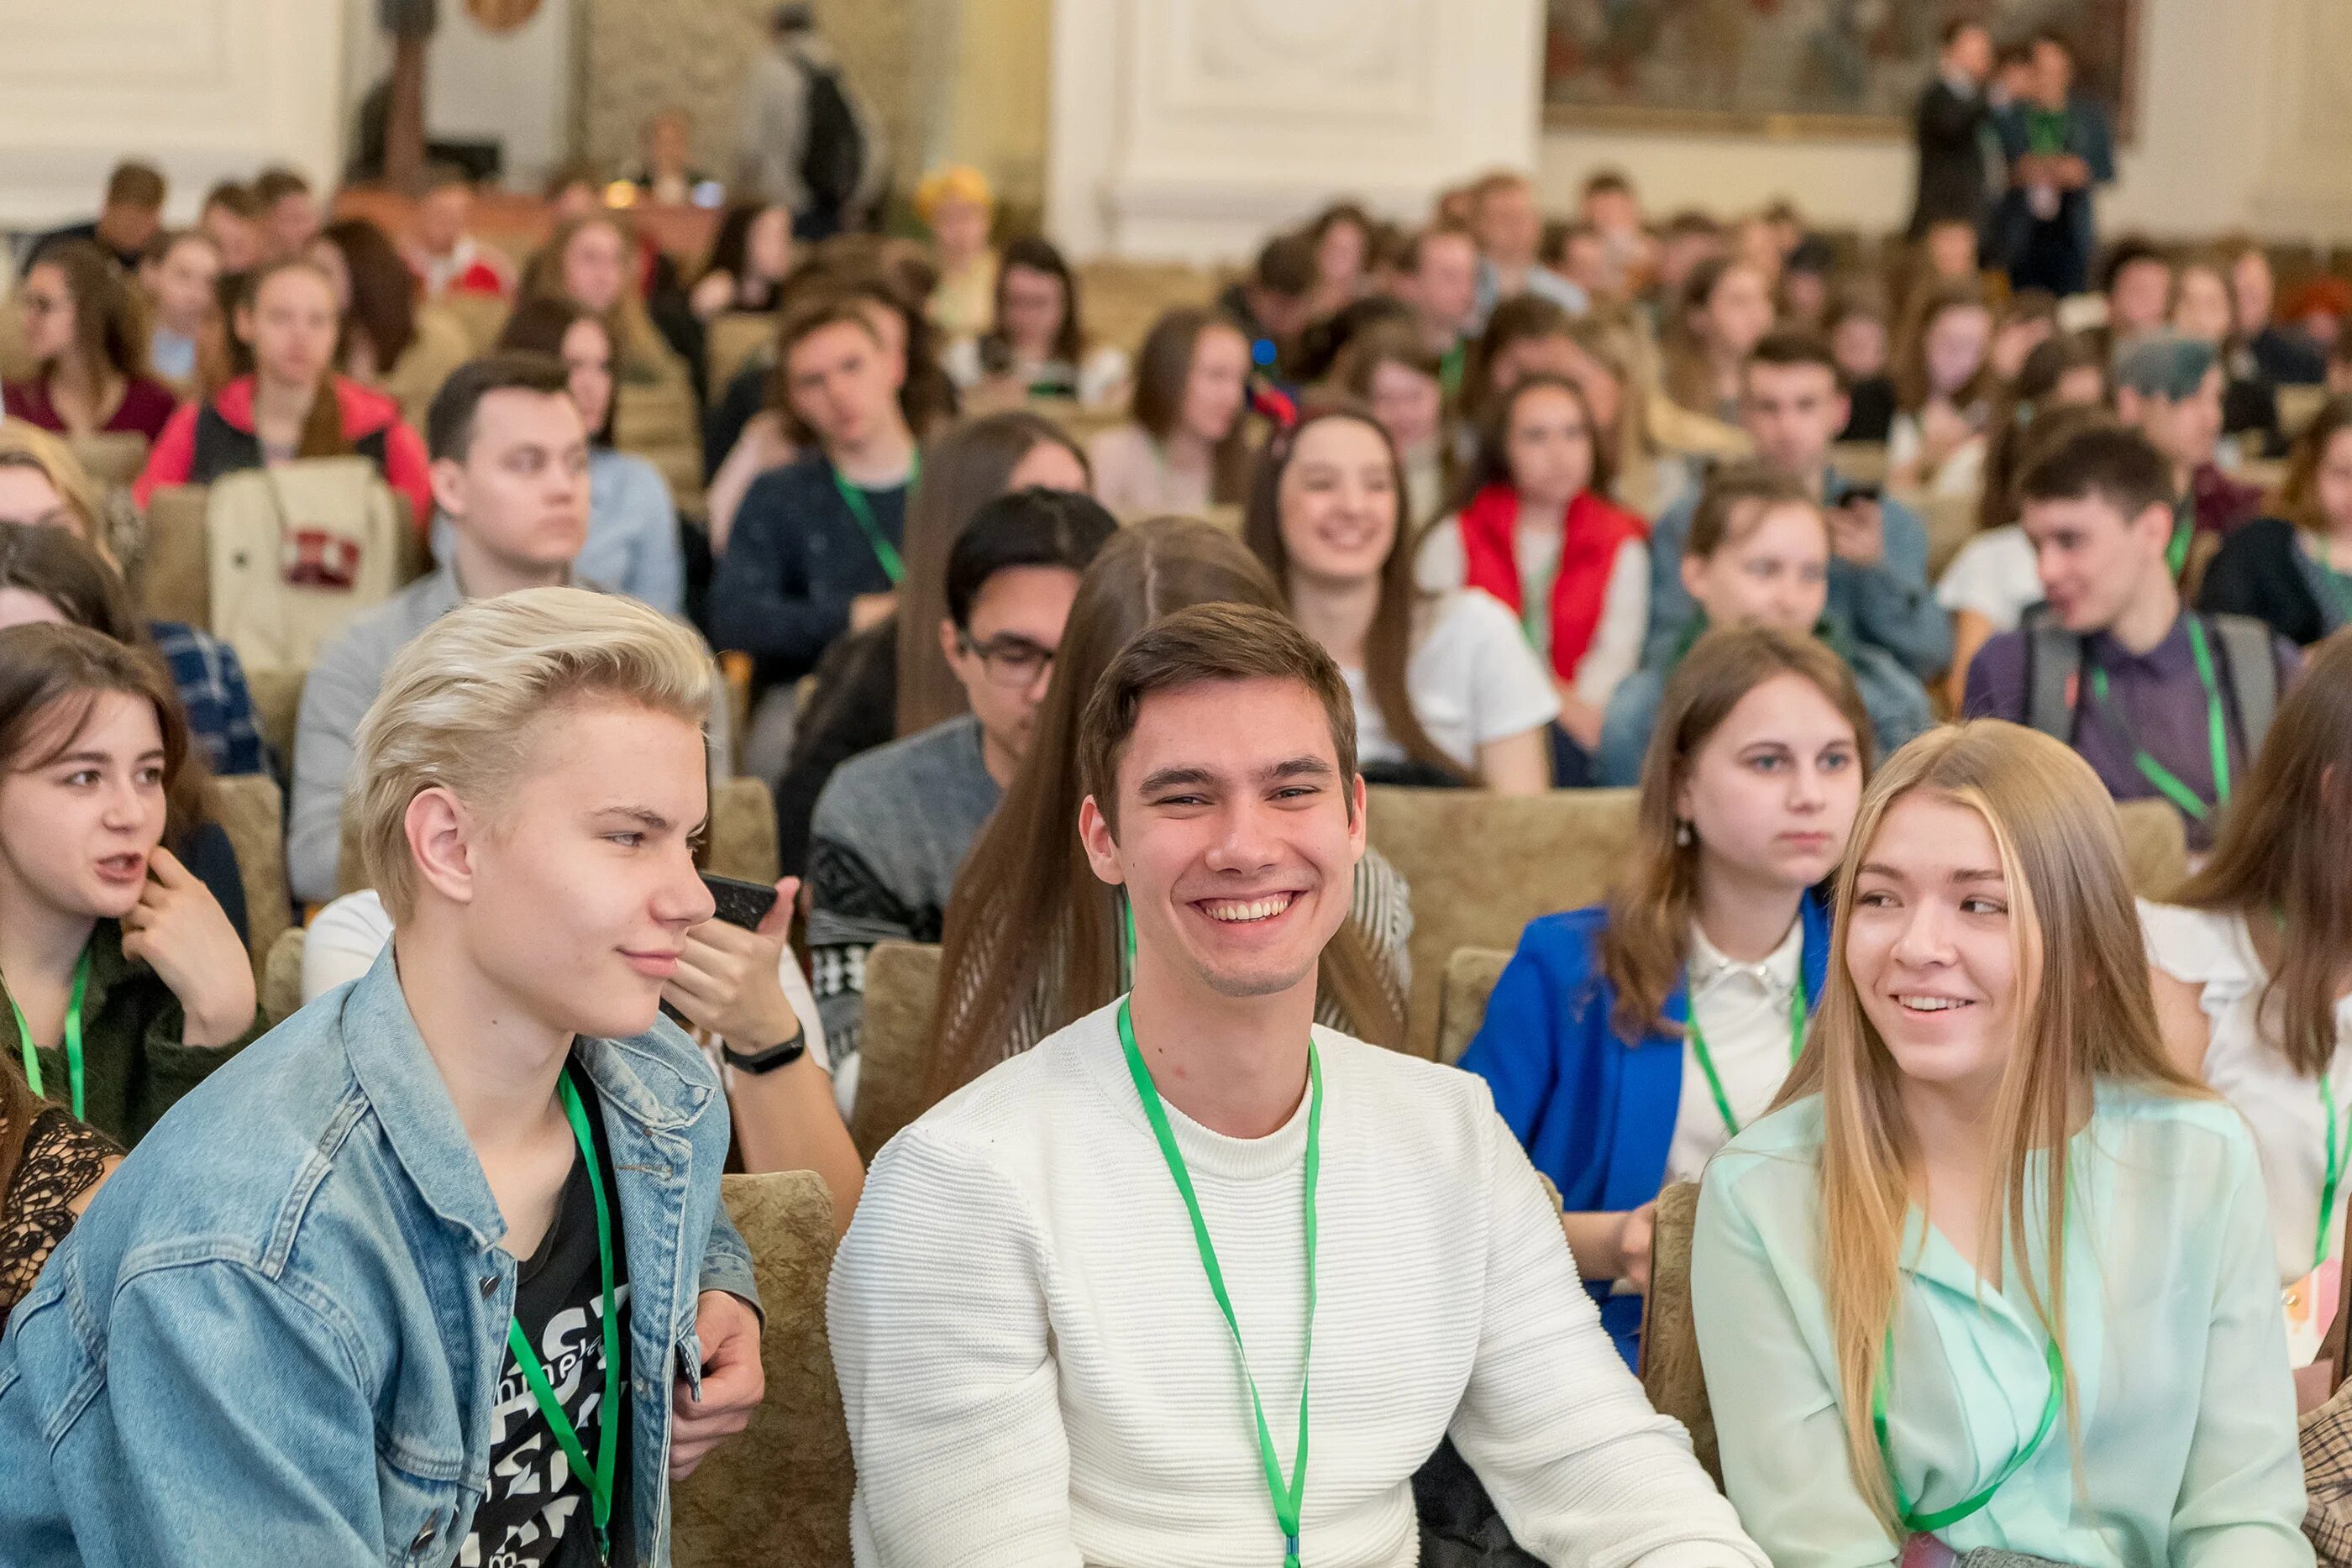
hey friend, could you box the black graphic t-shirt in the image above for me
[463,1062,635,1567]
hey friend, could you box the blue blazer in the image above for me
[1457,891,1832,1366]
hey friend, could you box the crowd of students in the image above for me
[0,91,2350,1565]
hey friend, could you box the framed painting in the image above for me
[1542,0,2139,139]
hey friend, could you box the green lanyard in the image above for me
[2084,617,2230,822]
[11,947,92,1120]
[2319,1071,2344,1276]
[1685,972,1808,1141]
[1873,1328,2066,1534]
[1117,995,1319,1568]
[1439,343,1466,400]
[2166,501,2193,582]
[506,1073,621,1563]
[831,454,920,586]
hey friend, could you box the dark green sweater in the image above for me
[3,920,255,1146]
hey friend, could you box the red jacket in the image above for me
[134,376,433,534]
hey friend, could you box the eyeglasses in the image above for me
[957,632,1055,689]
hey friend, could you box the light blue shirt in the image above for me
[1472,258,1589,331]
[430,445,685,616]
[1693,1085,2310,1568]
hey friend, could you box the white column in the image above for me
[1047,0,1543,263]
[0,0,348,228]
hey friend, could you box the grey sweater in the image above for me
[287,569,733,905]
[805,716,1000,1063]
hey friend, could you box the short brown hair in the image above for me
[1402,220,1476,275]
[105,160,166,210]
[769,294,885,444]
[2016,422,2176,522]
[1746,328,1845,391]
[252,165,312,207]
[1079,601,1357,835]
[201,181,260,220]
[1686,461,1820,559]
[426,352,574,464]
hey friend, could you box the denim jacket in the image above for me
[0,946,759,1567]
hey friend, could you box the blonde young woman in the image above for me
[1693,721,2309,1566]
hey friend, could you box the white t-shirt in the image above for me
[1666,915,1806,1185]
[2141,899,2352,1363]
[1414,517,1648,707]
[301,889,843,1113]
[1343,590,1559,773]
[1935,523,2042,633]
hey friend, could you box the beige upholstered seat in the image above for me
[1364,785,1638,1057]
[68,432,150,489]
[1827,440,1889,488]
[205,774,288,981]
[2114,796,2188,901]
[848,940,942,1162]
[706,312,777,407]
[244,664,307,773]
[137,484,212,628]
[1640,1180,1719,1488]
[672,1170,855,1568]
[1436,946,1512,1067]
[260,927,306,1030]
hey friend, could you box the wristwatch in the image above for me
[721,1025,808,1076]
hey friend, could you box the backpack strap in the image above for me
[2019,608,2083,742]
[2203,611,2279,756]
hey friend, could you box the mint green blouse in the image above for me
[1691,1084,2311,1567]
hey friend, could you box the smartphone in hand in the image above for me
[700,873,780,931]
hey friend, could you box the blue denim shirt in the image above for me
[0,947,759,1567]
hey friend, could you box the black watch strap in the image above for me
[722,1030,809,1076]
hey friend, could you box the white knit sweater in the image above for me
[827,1001,1765,1568]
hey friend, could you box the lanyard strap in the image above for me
[2166,503,2193,581]
[831,453,920,586]
[1874,1330,2066,1534]
[2322,1070,2344,1276]
[506,1073,621,1560]
[2085,617,2229,822]
[12,947,92,1120]
[1686,972,1809,1141]
[1117,995,1319,1567]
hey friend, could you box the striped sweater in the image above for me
[827,999,1766,1568]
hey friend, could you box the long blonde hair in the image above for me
[1772,721,2208,1523]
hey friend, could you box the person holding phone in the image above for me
[1645,332,1951,685]
[0,589,767,1564]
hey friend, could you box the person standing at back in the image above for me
[736,3,885,240]
[1989,32,2114,298]
[1908,22,1995,254]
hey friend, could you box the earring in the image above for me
[1675,820,1693,847]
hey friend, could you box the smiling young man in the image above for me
[827,601,1765,1567]
[709,295,918,700]
[1964,421,2298,848]
[804,485,1116,1076]
[1644,333,1952,683]
[0,588,763,1565]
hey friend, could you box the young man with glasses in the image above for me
[805,487,1116,1076]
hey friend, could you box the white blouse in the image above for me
[1341,589,1558,773]
[1935,523,2043,634]
[1667,915,1805,1184]
[2141,899,2352,1363]
[1413,517,1649,708]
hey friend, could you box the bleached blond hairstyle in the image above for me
[354,587,714,921]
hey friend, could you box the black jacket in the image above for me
[1909,77,1990,238]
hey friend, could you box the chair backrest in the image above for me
[672,1169,855,1568]
[244,663,306,769]
[1436,946,1511,1067]
[706,312,777,407]
[2114,796,2189,901]
[260,926,306,1030]
[438,291,512,354]
[1828,441,1890,489]
[614,376,705,513]
[207,459,412,672]
[1365,785,1639,1057]
[1917,487,1983,581]
[68,432,150,489]
[2279,384,2329,442]
[139,484,213,627]
[849,941,942,1162]
[206,774,288,981]
[1640,1180,1719,1487]
[707,774,780,886]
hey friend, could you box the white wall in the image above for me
[0,0,347,228]
[1536,0,2339,244]
[1047,0,1545,261]
[343,0,575,191]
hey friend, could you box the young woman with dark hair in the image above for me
[0,622,257,1146]
[689,202,795,320]
[491,297,685,615]
[1243,406,1553,791]
[1463,625,1867,1365]
[2145,628,2352,1396]
[1085,307,1254,516]
[1332,319,1452,527]
[1888,282,1997,496]
[133,258,433,532]
[307,217,471,433]
[942,235,1130,409]
[924,518,1412,1101]
[1662,256,1774,424]
[3,239,177,443]
[2200,396,2352,646]
[1417,373,1649,778]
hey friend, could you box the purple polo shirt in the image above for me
[1962,611,2302,848]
